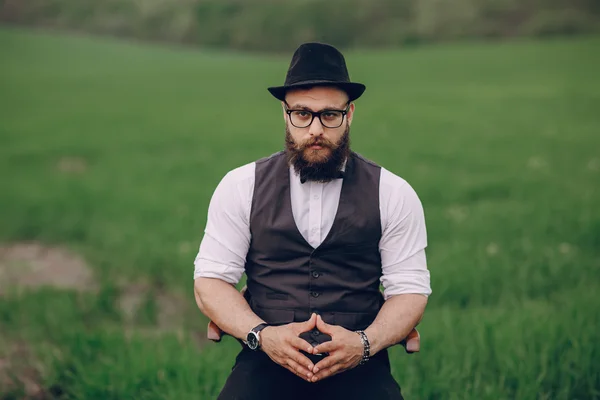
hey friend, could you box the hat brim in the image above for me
[268,80,366,102]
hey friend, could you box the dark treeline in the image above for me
[1,0,599,51]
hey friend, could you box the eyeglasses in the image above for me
[284,103,350,128]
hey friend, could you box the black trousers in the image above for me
[217,347,404,400]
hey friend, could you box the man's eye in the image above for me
[294,111,310,118]
[322,112,340,120]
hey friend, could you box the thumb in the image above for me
[296,313,317,333]
[316,314,334,335]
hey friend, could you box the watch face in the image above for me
[247,332,259,350]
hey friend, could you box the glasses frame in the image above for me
[284,102,351,129]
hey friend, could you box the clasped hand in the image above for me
[260,313,364,383]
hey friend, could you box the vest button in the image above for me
[311,329,319,337]
[311,292,320,298]
[312,271,320,278]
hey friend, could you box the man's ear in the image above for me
[347,103,356,126]
[281,101,287,121]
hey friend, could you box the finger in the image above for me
[313,340,339,355]
[287,349,315,372]
[312,363,343,382]
[283,363,306,381]
[285,358,313,381]
[316,314,335,335]
[313,354,340,374]
[289,336,315,354]
[295,313,317,333]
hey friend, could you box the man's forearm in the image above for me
[194,277,264,341]
[364,294,428,355]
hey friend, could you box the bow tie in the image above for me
[300,170,345,184]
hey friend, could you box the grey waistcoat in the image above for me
[245,151,383,345]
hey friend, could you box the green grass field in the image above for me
[1,27,599,399]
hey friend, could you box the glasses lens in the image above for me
[320,111,343,128]
[290,111,313,128]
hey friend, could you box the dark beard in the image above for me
[285,124,351,183]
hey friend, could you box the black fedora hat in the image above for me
[268,42,366,102]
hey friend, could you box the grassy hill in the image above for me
[1,27,599,399]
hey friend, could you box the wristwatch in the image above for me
[246,323,270,350]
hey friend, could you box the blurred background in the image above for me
[0,1,599,399]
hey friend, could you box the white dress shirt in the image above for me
[194,161,432,300]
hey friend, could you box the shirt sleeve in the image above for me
[193,163,255,285]
[379,168,432,299]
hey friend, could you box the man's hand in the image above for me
[310,315,363,382]
[260,313,318,382]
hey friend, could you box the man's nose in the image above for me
[308,116,324,136]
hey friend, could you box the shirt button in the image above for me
[311,292,320,298]
[313,195,319,200]
[312,271,320,278]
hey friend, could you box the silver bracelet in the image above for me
[355,330,371,365]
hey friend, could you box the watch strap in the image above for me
[252,323,269,334]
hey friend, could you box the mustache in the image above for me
[296,137,337,150]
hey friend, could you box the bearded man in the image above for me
[193,42,431,400]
